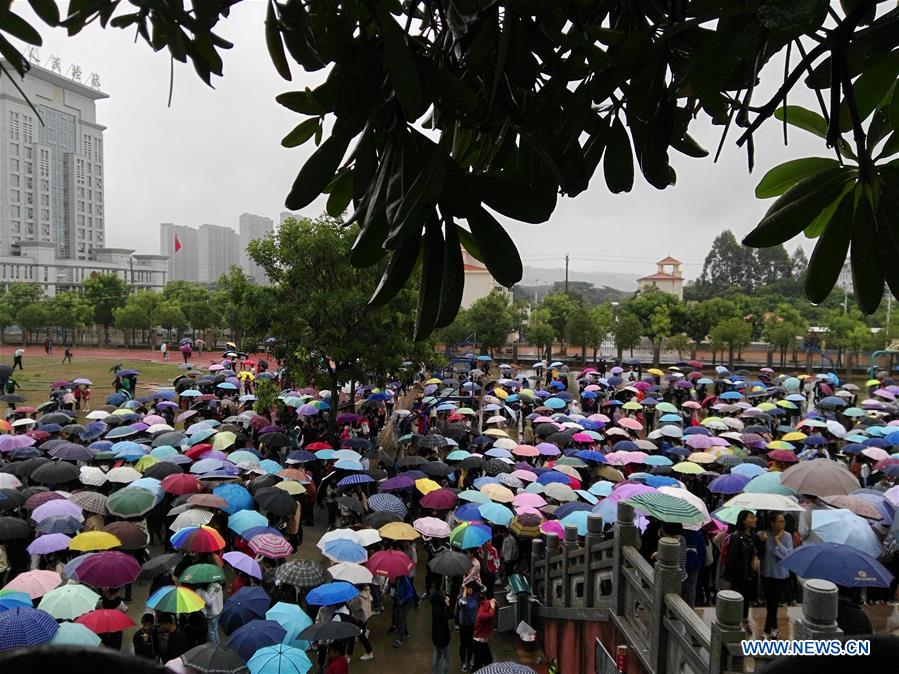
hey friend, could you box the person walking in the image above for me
[758,511,793,638]
[348,584,374,661]
[196,580,224,644]
[723,510,762,635]
[61,347,73,364]
[160,342,168,360]
[389,574,415,648]
[430,590,453,674]
[13,348,23,370]
[471,595,496,671]
[456,582,479,672]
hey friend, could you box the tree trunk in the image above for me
[327,369,340,447]
[616,345,623,361]
[581,344,587,369]
[652,341,661,367]
[728,346,735,370]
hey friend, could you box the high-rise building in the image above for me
[0,60,107,260]
[238,212,273,283]
[198,223,239,283]
[160,222,199,282]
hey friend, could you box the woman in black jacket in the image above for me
[723,510,762,634]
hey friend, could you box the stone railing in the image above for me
[529,503,846,674]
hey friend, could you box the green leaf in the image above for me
[27,0,60,25]
[603,116,634,194]
[804,194,853,304]
[349,214,389,268]
[281,118,320,148]
[374,5,425,120]
[804,181,854,238]
[670,133,709,158]
[478,173,553,224]
[879,131,899,160]
[431,68,478,114]
[851,192,884,314]
[466,207,522,288]
[285,135,349,211]
[326,170,353,217]
[839,50,899,132]
[743,168,857,248]
[755,157,840,198]
[456,225,484,263]
[876,170,899,297]
[368,234,421,307]
[415,222,444,340]
[386,144,446,248]
[0,12,42,46]
[265,0,292,81]
[773,105,827,139]
[436,219,464,329]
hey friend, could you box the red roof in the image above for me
[658,256,681,265]
[638,272,683,281]
[463,264,487,272]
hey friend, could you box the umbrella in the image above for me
[420,488,459,510]
[327,562,374,585]
[102,521,149,550]
[379,521,420,541]
[780,458,859,497]
[254,487,298,517]
[781,541,893,587]
[723,493,805,511]
[478,502,514,526]
[220,586,271,634]
[473,664,537,674]
[247,644,312,674]
[223,551,263,579]
[106,487,156,517]
[248,533,293,559]
[69,491,108,515]
[298,621,360,641]
[265,601,313,646]
[450,521,492,549]
[139,552,185,580]
[180,563,227,584]
[75,551,141,588]
[744,472,797,497]
[171,525,226,552]
[323,538,368,563]
[37,584,100,620]
[368,493,408,517]
[68,531,122,552]
[27,533,71,555]
[227,619,287,661]
[49,621,102,647]
[366,549,414,578]
[161,473,203,495]
[413,516,452,538]
[275,560,326,588]
[0,516,32,541]
[305,581,359,606]
[147,585,207,614]
[811,509,882,558]
[0,607,59,651]
[181,644,249,674]
[2,570,61,598]
[0,591,32,612]
[708,474,751,494]
[621,493,705,525]
[75,608,136,633]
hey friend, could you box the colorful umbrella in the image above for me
[248,533,293,559]
[450,521,492,549]
[171,525,226,552]
[146,585,207,614]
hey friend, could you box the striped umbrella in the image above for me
[621,492,705,525]
[337,474,375,487]
[248,533,293,559]
[473,663,537,674]
[367,493,408,517]
[170,509,214,531]
[170,525,226,552]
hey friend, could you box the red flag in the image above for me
[174,235,182,252]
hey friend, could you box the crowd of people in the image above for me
[0,350,898,674]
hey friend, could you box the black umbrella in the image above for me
[16,457,51,478]
[30,461,79,484]
[298,621,360,641]
[365,469,389,481]
[546,432,572,447]
[259,432,289,448]
[143,462,184,480]
[396,455,427,468]
[61,424,85,435]
[152,432,186,448]
[336,496,364,514]
[181,644,248,674]
[428,550,473,577]
[0,489,27,509]
[484,459,514,476]
[0,516,32,541]
[254,487,298,516]
[458,456,484,470]
[39,412,74,425]
[421,462,454,478]
[0,464,25,478]
[419,434,448,450]
[0,393,25,403]
[139,552,185,579]
[363,511,402,528]
[442,423,470,440]
[535,423,558,437]
[249,474,282,493]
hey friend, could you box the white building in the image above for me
[637,256,684,300]
[1,59,107,260]
[239,212,273,283]
[160,222,239,284]
[160,222,198,283]
[462,249,509,308]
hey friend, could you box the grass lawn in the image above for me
[7,354,185,407]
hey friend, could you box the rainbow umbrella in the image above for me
[170,525,226,552]
[450,521,492,550]
[146,585,206,614]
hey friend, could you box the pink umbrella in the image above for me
[584,385,600,392]
[176,410,197,424]
[143,415,166,426]
[632,381,651,391]
[0,435,36,452]
[571,433,594,444]
[618,418,643,431]
[413,517,451,538]
[515,506,544,517]
[532,416,555,423]
[540,521,565,537]
[861,447,889,462]
[621,451,649,464]
[604,451,629,466]
[512,444,539,457]
[3,570,61,598]
[685,435,714,449]
[511,469,537,482]
[682,401,701,409]
[884,486,899,506]
[588,414,611,423]
[709,437,730,447]
[608,483,658,502]
[249,533,293,559]
[513,493,547,508]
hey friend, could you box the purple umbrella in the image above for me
[379,475,415,491]
[0,435,37,452]
[76,551,141,588]
[336,413,363,425]
[708,473,751,494]
[27,533,72,555]
[49,443,94,461]
[259,425,283,434]
[223,551,263,579]
[296,404,319,417]
[536,443,561,456]
[31,500,83,523]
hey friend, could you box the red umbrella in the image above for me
[366,550,414,579]
[767,450,798,463]
[306,442,333,451]
[687,360,702,369]
[420,488,458,510]
[76,551,141,588]
[248,533,293,559]
[76,609,136,633]
[184,444,214,461]
[249,415,270,431]
[161,473,203,495]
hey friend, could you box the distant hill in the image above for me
[520,265,640,292]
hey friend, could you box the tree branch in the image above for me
[839,51,870,180]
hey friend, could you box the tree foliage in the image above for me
[465,290,515,355]
[82,273,128,342]
[4,1,897,331]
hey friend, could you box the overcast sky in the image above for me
[19,2,825,278]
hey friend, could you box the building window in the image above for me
[22,116,32,143]
[40,179,49,191]
[10,174,19,187]
[76,187,84,197]
[25,207,33,220]
[10,158,18,171]
[8,111,19,140]
[77,215,84,226]
[9,142,18,156]
[40,194,48,206]
[24,162,32,174]
[10,190,19,203]
[24,146,31,160]
[10,206,19,217]
[41,208,49,220]
[25,192,33,205]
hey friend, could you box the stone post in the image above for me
[650,537,684,674]
[584,514,603,608]
[544,532,559,608]
[709,590,745,674]
[531,538,544,603]
[612,502,639,616]
[561,524,578,607]
[794,579,843,639]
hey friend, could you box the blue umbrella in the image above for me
[367,493,407,517]
[215,484,254,514]
[219,586,271,635]
[560,511,591,535]
[454,503,484,522]
[265,602,312,649]
[719,391,743,400]
[780,542,893,587]
[259,459,283,475]
[811,510,882,558]
[730,463,767,478]
[0,607,59,651]
[334,459,363,471]
[588,482,613,497]
[287,450,317,463]
[545,398,567,410]
[248,644,312,674]
[227,619,287,661]
[574,450,606,463]
[612,440,639,452]
[555,502,593,519]
[0,591,32,612]
[537,471,570,485]
[323,539,368,563]
[644,455,673,467]
[478,502,513,526]
[643,475,681,488]
[472,477,499,489]
[228,510,269,535]
[708,474,751,494]
[337,474,374,487]
[305,581,359,606]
